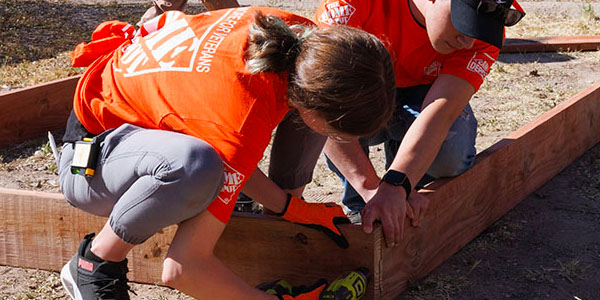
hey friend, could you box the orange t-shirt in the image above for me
[315,0,500,90]
[72,7,314,223]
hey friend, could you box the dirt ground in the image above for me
[1,0,600,299]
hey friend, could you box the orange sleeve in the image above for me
[205,137,259,224]
[440,41,500,90]
[207,160,251,224]
[314,0,370,27]
[71,21,135,67]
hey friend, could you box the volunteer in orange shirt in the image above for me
[314,0,525,247]
[57,7,395,300]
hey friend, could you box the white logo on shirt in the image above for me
[318,1,356,25]
[116,7,249,77]
[217,161,245,205]
[424,61,441,77]
[466,52,492,80]
[117,11,201,77]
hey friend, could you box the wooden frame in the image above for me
[501,36,600,53]
[0,76,78,148]
[1,76,599,298]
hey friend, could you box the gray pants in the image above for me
[268,110,327,189]
[59,124,224,245]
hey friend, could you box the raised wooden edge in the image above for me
[0,187,381,299]
[377,80,600,298]
[501,36,600,53]
[0,76,80,148]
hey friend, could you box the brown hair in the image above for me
[246,12,395,137]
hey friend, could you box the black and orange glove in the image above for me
[278,194,350,248]
[258,280,294,297]
[259,279,327,300]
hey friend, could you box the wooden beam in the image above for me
[2,80,600,298]
[0,188,382,299]
[0,76,79,148]
[502,35,600,53]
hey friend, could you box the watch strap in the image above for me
[380,170,412,199]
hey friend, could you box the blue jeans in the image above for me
[326,85,478,212]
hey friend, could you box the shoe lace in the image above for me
[85,276,137,299]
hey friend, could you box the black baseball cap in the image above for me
[451,0,525,49]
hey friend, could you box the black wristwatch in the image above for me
[380,170,411,199]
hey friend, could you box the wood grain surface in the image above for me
[0,76,79,148]
[502,36,600,53]
[0,188,381,298]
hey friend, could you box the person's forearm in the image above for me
[388,102,453,187]
[389,74,475,187]
[241,168,287,213]
[323,139,380,198]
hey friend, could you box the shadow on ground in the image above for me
[498,51,576,64]
[403,143,600,299]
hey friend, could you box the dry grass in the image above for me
[506,1,600,37]
[404,274,469,300]
[0,53,79,92]
[473,49,600,150]
[0,0,205,91]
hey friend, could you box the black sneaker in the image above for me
[61,233,132,300]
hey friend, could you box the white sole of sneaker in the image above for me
[60,262,83,300]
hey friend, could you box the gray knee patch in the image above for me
[164,140,224,212]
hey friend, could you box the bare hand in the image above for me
[360,183,407,248]
[405,192,429,227]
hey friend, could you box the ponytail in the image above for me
[245,12,314,74]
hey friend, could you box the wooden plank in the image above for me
[502,35,600,53]
[378,80,600,298]
[0,188,381,299]
[201,0,240,10]
[0,76,79,148]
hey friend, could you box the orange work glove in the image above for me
[278,194,350,248]
[282,281,326,300]
[258,280,294,297]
